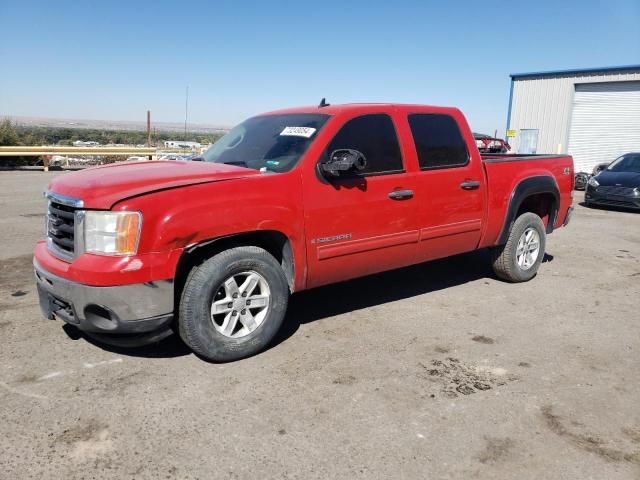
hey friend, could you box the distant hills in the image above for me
[7,115,230,134]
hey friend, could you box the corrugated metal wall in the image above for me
[508,69,640,155]
[568,81,640,172]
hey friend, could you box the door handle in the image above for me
[460,180,481,190]
[388,189,414,200]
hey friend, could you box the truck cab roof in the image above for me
[259,103,463,117]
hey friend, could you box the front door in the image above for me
[302,113,418,289]
[405,112,485,262]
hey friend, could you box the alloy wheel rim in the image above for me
[210,270,271,338]
[516,227,540,270]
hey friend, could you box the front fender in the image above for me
[114,173,307,287]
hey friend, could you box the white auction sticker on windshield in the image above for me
[280,126,316,138]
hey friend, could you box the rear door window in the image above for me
[408,114,469,169]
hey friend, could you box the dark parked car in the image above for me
[585,153,640,210]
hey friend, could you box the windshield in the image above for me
[202,113,330,172]
[606,154,640,173]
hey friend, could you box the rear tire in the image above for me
[491,212,546,283]
[179,246,289,362]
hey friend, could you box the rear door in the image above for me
[302,112,418,288]
[405,112,485,262]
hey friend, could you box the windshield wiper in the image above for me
[221,160,249,168]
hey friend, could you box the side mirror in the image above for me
[190,156,204,162]
[321,149,367,177]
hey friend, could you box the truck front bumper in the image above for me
[34,260,174,346]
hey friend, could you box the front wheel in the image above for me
[179,246,289,362]
[491,212,546,282]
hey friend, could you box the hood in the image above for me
[48,160,260,209]
[596,170,640,188]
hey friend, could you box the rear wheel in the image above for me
[179,246,289,362]
[491,212,546,282]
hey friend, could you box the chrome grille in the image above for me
[46,192,83,261]
[596,185,636,196]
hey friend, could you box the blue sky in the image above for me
[1,0,638,133]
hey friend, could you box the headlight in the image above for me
[84,211,141,255]
[588,177,599,187]
[634,188,640,197]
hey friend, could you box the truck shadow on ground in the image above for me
[76,248,553,359]
[272,249,553,349]
[66,324,192,358]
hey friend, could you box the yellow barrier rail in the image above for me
[0,146,192,156]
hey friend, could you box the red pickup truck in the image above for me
[35,103,574,361]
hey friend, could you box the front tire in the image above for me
[491,212,546,283]
[179,246,289,362]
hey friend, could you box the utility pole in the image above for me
[184,86,189,141]
[147,110,152,160]
[147,110,151,146]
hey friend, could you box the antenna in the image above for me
[319,98,330,108]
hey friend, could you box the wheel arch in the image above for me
[497,175,560,245]
[174,230,295,311]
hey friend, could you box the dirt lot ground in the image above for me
[0,171,639,479]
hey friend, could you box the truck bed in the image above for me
[478,153,574,248]
[481,153,569,163]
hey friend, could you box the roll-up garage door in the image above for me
[568,81,640,173]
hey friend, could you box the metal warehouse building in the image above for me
[506,65,640,173]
